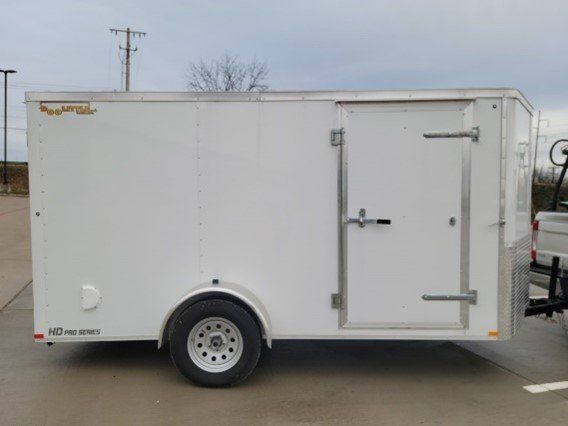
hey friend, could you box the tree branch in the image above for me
[186,53,269,92]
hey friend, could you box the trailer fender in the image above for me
[158,281,272,349]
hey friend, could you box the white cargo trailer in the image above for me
[26,89,533,386]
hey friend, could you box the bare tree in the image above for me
[186,53,269,92]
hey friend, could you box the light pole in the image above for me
[0,69,17,186]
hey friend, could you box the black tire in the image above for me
[549,139,568,166]
[169,299,261,387]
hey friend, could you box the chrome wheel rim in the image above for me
[187,317,243,373]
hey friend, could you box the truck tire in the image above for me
[169,299,261,387]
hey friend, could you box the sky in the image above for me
[1,0,568,162]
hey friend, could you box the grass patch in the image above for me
[0,163,29,195]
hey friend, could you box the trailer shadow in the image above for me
[56,339,491,386]
[251,340,489,383]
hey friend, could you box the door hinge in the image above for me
[331,293,342,309]
[423,126,479,142]
[331,128,345,146]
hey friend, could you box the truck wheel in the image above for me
[169,299,261,387]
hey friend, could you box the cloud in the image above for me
[2,0,568,161]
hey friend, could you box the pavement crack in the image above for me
[454,343,568,401]
[1,279,32,311]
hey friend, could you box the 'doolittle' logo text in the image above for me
[40,103,97,116]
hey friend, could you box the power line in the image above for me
[109,27,147,91]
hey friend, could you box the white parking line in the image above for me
[524,381,568,394]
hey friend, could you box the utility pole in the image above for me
[530,112,549,216]
[531,110,541,188]
[0,69,17,186]
[109,27,146,91]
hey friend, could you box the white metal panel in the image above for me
[26,90,524,342]
[344,102,466,327]
[504,100,533,243]
[25,88,533,112]
[196,101,341,336]
[30,101,200,339]
[466,99,503,336]
[498,99,533,338]
[27,103,47,335]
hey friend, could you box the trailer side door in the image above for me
[341,101,474,329]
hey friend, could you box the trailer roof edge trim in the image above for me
[25,88,533,112]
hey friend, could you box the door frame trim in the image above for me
[335,101,474,330]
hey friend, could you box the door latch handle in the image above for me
[489,217,506,227]
[423,126,479,142]
[346,208,391,228]
[422,290,477,305]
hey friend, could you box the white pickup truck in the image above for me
[529,211,568,330]
[530,212,568,293]
[526,139,568,321]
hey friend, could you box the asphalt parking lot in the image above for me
[0,195,31,309]
[1,195,568,425]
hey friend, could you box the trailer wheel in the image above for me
[169,299,261,387]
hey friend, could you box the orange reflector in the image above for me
[488,330,499,337]
[34,333,44,339]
